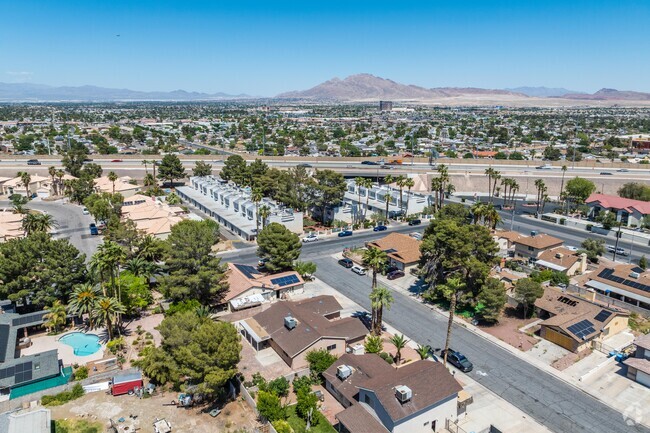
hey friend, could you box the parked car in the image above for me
[441,349,473,372]
[82,207,89,215]
[387,270,405,280]
[26,159,41,165]
[408,219,422,226]
[409,232,422,240]
[257,257,270,269]
[373,225,387,232]
[338,230,353,237]
[351,265,367,275]
[302,233,319,243]
[338,258,354,268]
[89,223,99,236]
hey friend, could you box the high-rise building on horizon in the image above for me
[379,100,393,111]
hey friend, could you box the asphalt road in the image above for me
[312,257,650,433]
[1,199,102,260]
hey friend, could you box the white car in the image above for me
[351,265,367,275]
[302,234,319,243]
[82,207,89,215]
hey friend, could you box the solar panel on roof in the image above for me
[594,310,612,322]
[0,324,9,363]
[631,267,644,274]
[271,275,300,287]
[567,319,595,338]
[234,264,261,279]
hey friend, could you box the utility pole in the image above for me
[612,222,622,262]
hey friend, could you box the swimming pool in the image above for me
[59,332,102,356]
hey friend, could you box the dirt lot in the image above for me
[480,307,539,351]
[50,389,261,433]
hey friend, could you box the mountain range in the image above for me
[0,82,250,102]
[1,74,650,103]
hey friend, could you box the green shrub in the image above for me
[41,383,85,406]
[379,352,394,364]
[73,366,88,381]
[106,337,125,354]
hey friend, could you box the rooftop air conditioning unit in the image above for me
[629,272,640,279]
[555,253,563,259]
[284,316,297,330]
[395,385,412,403]
[337,365,352,380]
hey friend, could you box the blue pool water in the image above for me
[59,332,102,356]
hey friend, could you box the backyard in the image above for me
[285,404,336,433]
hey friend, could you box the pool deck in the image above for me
[21,330,107,366]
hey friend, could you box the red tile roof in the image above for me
[586,193,650,215]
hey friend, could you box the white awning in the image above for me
[230,294,265,310]
[535,260,567,272]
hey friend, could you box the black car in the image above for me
[338,230,353,237]
[600,172,613,176]
[338,258,353,268]
[408,219,421,226]
[387,270,405,280]
[361,160,379,165]
[441,349,473,372]
[373,225,387,232]
[297,163,312,168]
[27,159,41,165]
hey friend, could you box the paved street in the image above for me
[312,258,649,433]
[1,200,102,260]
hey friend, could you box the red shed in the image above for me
[111,372,143,396]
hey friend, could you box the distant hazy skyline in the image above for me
[2,0,649,95]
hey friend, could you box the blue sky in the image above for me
[1,1,649,95]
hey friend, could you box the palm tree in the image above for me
[55,170,65,196]
[534,179,546,213]
[559,165,568,210]
[68,284,100,329]
[395,175,406,215]
[384,192,392,220]
[143,173,155,187]
[491,170,501,203]
[136,234,165,262]
[384,174,394,187]
[470,202,485,225]
[369,286,393,336]
[439,277,467,366]
[12,202,27,215]
[195,305,213,321]
[416,344,430,360]
[484,168,494,203]
[48,166,58,196]
[363,246,388,291]
[92,297,125,340]
[362,178,374,221]
[251,188,263,234]
[259,205,271,229]
[509,180,520,207]
[354,177,366,223]
[22,212,56,235]
[403,177,415,216]
[90,241,126,299]
[18,171,31,199]
[500,178,511,207]
[43,300,67,333]
[124,257,148,277]
[431,178,443,212]
[142,159,150,176]
[390,333,409,365]
[436,164,449,209]
[483,203,501,230]
[108,171,118,194]
[152,160,158,182]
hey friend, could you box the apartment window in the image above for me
[528,246,534,252]
[326,344,337,351]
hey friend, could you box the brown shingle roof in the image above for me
[336,403,390,433]
[323,354,393,404]
[359,360,462,423]
[513,233,563,249]
[367,233,421,265]
[624,358,650,375]
[253,296,367,358]
[635,333,650,351]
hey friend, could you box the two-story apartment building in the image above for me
[625,334,650,387]
[176,176,303,240]
[512,233,564,261]
[586,193,650,228]
[324,354,462,433]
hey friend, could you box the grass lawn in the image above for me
[53,418,103,433]
[285,404,336,433]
